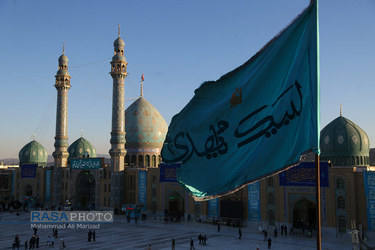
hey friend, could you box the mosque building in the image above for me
[1,28,374,238]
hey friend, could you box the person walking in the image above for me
[93,230,96,241]
[24,240,27,250]
[268,237,272,249]
[217,224,220,232]
[35,235,39,248]
[239,228,242,240]
[147,244,151,250]
[88,230,92,242]
[190,238,195,250]
[171,238,175,250]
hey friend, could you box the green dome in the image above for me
[58,54,68,63]
[320,116,370,166]
[19,140,48,167]
[113,37,125,47]
[125,97,168,148]
[68,137,97,159]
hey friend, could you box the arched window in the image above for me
[268,193,275,205]
[336,178,345,190]
[152,155,156,167]
[131,155,136,165]
[158,155,162,165]
[138,155,144,167]
[361,156,363,165]
[145,155,150,167]
[356,156,359,165]
[337,196,345,209]
[352,156,355,165]
[125,155,130,164]
[267,178,274,187]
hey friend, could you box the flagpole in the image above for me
[315,153,321,250]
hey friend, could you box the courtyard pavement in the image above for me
[0,211,356,249]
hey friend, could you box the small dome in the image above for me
[56,69,70,76]
[113,37,125,47]
[68,137,97,159]
[58,54,68,63]
[125,97,168,149]
[19,140,48,167]
[112,54,125,62]
[320,116,370,166]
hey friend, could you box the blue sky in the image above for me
[0,0,374,159]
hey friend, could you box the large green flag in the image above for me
[162,1,319,200]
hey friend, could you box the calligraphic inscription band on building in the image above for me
[159,163,180,183]
[21,164,37,178]
[208,198,219,219]
[138,170,147,210]
[70,158,101,169]
[248,181,260,221]
[279,162,329,187]
[364,171,375,231]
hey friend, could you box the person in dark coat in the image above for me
[190,238,195,250]
[172,238,175,250]
[88,230,92,242]
[217,224,220,232]
[268,237,272,249]
[93,230,96,241]
[239,228,242,240]
[24,240,27,250]
[35,235,39,248]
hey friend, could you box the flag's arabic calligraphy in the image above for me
[162,80,303,163]
[235,81,303,147]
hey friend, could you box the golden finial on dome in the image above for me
[141,73,144,97]
[340,104,342,116]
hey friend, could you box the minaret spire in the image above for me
[141,73,144,97]
[81,129,83,138]
[118,24,121,37]
[340,104,342,116]
[63,42,65,55]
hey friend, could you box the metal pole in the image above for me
[315,154,321,250]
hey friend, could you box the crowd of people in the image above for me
[11,227,66,249]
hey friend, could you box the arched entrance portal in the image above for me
[293,199,316,230]
[168,192,184,221]
[75,170,95,209]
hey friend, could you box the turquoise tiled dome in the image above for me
[125,97,167,148]
[58,54,68,63]
[68,137,97,159]
[19,140,48,167]
[114,37,125,47]
[320,115,370,166]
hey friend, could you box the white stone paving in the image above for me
[0,211,355,249]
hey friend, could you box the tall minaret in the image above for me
[52,44,71,205]
[109,25,127,209]
[53,44,70,168]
